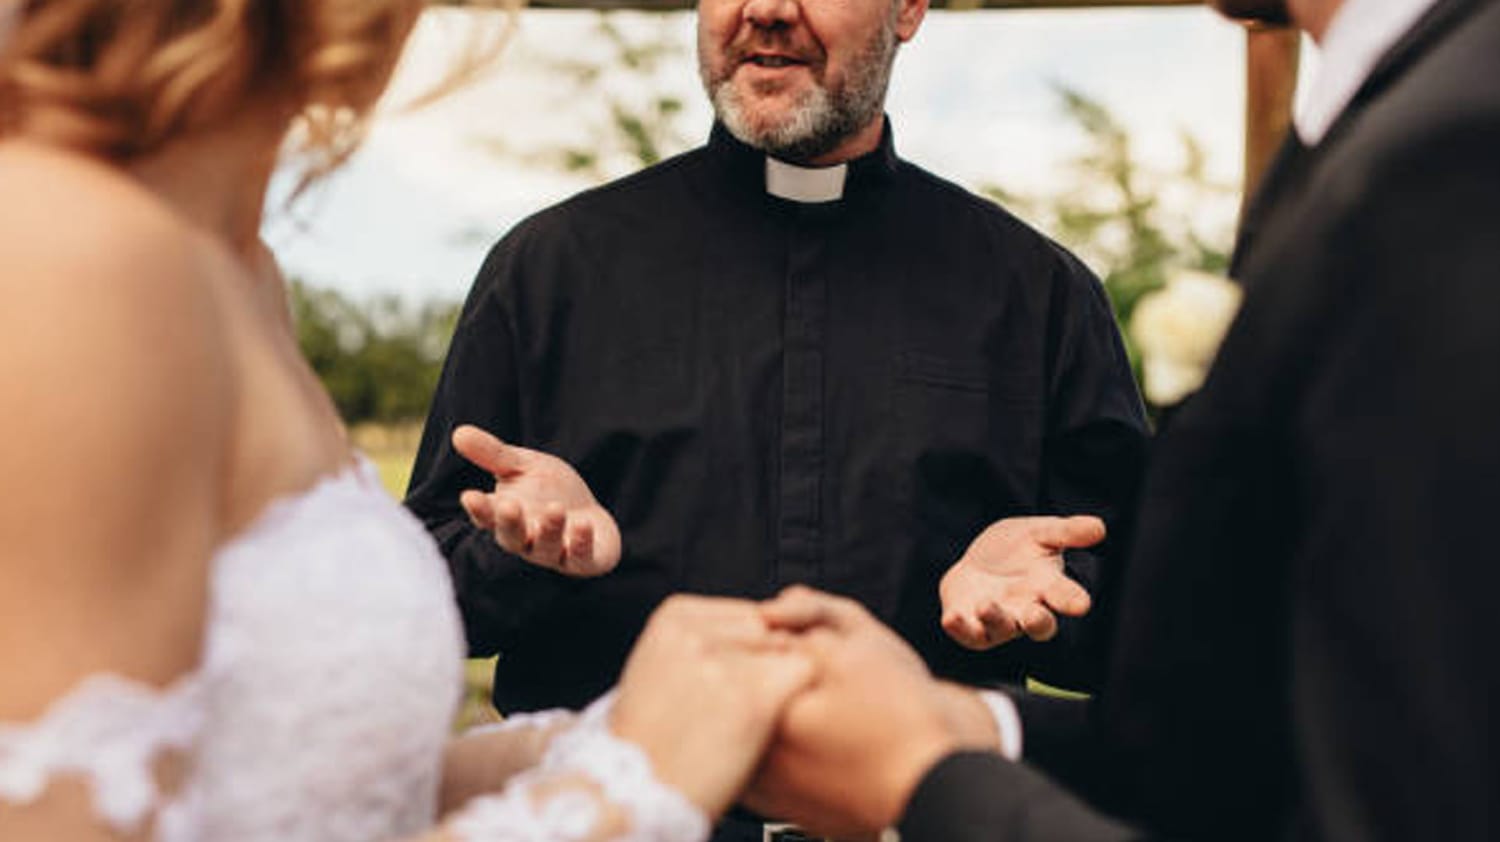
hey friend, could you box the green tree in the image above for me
[289,281,461,425]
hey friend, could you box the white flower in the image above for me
[1130,269,1243,406]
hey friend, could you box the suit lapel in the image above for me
[1230,132,1309,277]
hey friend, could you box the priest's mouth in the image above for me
[742,54,813,69]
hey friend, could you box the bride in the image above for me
[0,1,815,839]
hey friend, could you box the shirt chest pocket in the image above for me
[892,350,1044,498]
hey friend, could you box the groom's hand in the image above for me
[744,587,985,839]
[612,595,815,819]
[939,515,1103,650]
[452,424,622,577]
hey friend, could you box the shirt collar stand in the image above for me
[709,118,899,203]
[765,158,848,203]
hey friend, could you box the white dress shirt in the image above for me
[1295,0,1443,144]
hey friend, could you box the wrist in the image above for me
[870,713,962,829]
[936,682,1003,751]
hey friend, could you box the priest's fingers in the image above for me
[1015,602,1059,642]
[1030,515,1107,552]
[980,600,1029,645]
[452,424,526,479]
[942,608,994,651]
[492,497,529,555]
[1040,573,1092,617]
[528,503,567,568]
[460,490,497,532]
[562,521,595,573]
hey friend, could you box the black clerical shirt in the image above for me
[406,123,1148,714]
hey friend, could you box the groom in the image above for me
[407,0,1146,726]
[745,0,1500,838]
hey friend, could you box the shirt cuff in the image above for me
[976,689,1024,761]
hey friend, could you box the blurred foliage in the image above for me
[290,281,461,425]
[470,12,695,183]
[548,14,692,178]
[983,86,1236,372]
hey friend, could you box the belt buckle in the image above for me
[763,823,823,842]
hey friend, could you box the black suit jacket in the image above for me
[900,1,1500,838]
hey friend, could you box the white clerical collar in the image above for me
[1295,0,1441,145]
[765,156,848,203]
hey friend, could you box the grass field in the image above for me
[351,423,423,496]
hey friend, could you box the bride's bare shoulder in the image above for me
[0,141,198,283]
[0,139,238,531]
[0,141,235,381]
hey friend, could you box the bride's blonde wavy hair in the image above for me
[0,0,512,182]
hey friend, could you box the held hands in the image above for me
[939,515,1105,650]
[744,587,999,839]
[607,588,1005,837]
[611,595,816,819]
[452,425,622,577]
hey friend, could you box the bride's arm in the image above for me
[0,188,235,838]
[410,596,817,842]
[438,709,576,816]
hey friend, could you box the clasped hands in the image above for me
[611,587,1030,841]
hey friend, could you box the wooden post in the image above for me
[1243,24,1301,206]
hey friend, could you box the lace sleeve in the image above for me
[0,672,205,841]
[445,694,710,842]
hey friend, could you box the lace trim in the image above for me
[0,671,205,835]
[449,694,709,842]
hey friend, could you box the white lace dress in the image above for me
[0,459,708,842]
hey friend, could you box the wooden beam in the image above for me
[1242,24,1301,204]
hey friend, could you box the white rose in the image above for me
[1130,269,1243,406]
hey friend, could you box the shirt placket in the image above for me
[776,207,832,584]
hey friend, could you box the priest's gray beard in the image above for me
[703,16,899,163]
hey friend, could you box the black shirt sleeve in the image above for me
[1022,247,1150,690]
[404,230,573,658]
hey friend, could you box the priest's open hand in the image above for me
[452,424,622,577]
[939,515,1103,649]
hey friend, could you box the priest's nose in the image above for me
[743,0,801,29]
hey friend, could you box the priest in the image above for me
[405,0,1146,791]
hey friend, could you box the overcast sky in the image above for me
[263,6,1314,303]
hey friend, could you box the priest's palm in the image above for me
[452,424,622,577]
[939,516,1103,649]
